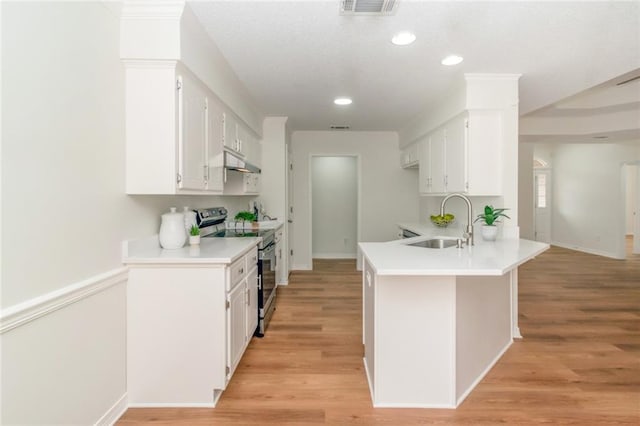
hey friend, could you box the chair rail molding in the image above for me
[0,267,129,334]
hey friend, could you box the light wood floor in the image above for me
[118,249,640,425]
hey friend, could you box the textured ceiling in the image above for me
[189,1,640,132]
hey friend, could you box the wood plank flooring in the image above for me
[118,250,640,425]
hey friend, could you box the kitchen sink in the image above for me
[408,238,458,249]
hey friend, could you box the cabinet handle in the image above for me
[239,267,244,274]
[247,287,250,305]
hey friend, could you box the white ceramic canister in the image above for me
[159,207,186,249]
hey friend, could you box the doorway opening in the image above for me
[310,155,360,261]
[533,167,551,243]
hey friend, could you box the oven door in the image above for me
[257,242,276,336]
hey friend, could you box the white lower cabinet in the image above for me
[127,245,258,407]
[227,277,248,378]
[227,248,259,378]
[363,259,376,390]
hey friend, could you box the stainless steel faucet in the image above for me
[440,193,474,246]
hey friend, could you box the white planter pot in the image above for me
[481,225,499,241]
[189,235,201,246]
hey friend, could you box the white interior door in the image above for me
[534,169,551,243]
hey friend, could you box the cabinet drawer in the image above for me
[230,257,247,287]
[247,247,258,270]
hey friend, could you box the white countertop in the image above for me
[123,235,260,265]
[360,224,549,276]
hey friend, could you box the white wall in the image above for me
[518,143,535,240]
[311,156,358,258]
[291,131,419,270]
[0,2,258,424]
[549,143,640,259]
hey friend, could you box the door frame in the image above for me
[533,167,552,243]
[621,161,640,256]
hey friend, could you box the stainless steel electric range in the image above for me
[194,207,276,337]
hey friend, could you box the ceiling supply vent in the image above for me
[340,0,398,16]
[330,125,351,130]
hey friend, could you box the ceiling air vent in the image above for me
[330,125,351,130]
[340,0,398,16]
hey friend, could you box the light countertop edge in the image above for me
[122,235,261,265]
[360,234,549,277]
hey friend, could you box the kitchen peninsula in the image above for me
[359,231,548,408]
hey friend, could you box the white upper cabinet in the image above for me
[400,143,419,168]
[466,110,502,195]
[443,115,466,193]
[206,99,225,192]
[223,113,241,154]
[418,128,445,194]
[417,111,501,196]
[124,62,261,195]
[224,113,261,168]
[177,75,207,191]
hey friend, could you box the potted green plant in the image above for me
[234,211,257,222]
[474,205,510,241]
[188,224,201,245]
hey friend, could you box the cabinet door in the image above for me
[444,115,467,193]
[246,267,258,337]
[467,111,502,195]
[227,281,247,377]
[430,129,446,193]
[178,75,207,190]
[223,113,239,152]
[401,143,418,168]
[418,137,431,194]
[206,100,225,192]
[236,125,249,156]
[363,260,376,390]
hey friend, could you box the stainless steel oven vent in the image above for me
[340,0,398,15]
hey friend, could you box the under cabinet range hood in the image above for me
[224,150,261,174]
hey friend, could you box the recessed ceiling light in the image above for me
[391,32,416,46]
[441,55,464,66]
[334,97,352,106]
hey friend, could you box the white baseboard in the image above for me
[551,241,624,260]
[1,267,128,334]
[95,393,128,426]
[312,253,357,259]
